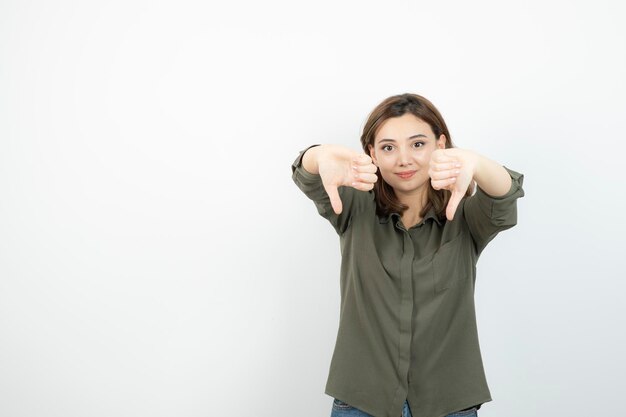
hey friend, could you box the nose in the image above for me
[398,147,411,166]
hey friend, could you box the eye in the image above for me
[413,141,425,148]
[382,145,393,152]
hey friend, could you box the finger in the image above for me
[353,172,378,183]
[351,181,375,191]
[324,183,343,214]
[430,161,462,172]
[354,163,378,174]
[429,168,460,181]
[353,154,373,165]
[446,190,464,221]
[433,153,458,164]
[430,176,457,190]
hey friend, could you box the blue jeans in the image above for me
[331,398,478,417]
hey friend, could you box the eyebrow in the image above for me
[378,134,428,143]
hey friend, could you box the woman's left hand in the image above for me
[428,148,479,221]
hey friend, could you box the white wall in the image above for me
[1,1,624,416]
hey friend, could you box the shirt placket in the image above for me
[394,220,415,405]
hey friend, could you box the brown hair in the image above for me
[360,93,474,220]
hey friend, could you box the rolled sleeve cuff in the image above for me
[475,166,524,201]
[472,166,525,221]
[291,144,327,199]
[291,144,321,173]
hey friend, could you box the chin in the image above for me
[394,180,427,193]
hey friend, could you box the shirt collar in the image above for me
[378,205,443,226]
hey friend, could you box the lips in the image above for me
[396,171,416,179]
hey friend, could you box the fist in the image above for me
[428,148,478,221]
[317,145,378,214]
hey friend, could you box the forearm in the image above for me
[301,145,323,175]
[472,153,513,198]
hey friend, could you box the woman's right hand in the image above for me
[314,144,378,214]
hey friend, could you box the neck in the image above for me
[395,186,428,215]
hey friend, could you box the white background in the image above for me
[1,1,625,416]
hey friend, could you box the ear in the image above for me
[436,134,446,150]
[368,144,378,166]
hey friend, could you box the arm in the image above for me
[301,144,322,175]
[429,148,525,255]
[300,144,377,213]
[291,144,377,235]
[463,159,525,256]
[472,153,513,198]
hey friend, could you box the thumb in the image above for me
[324,183,343,214]
[446,190,463,221]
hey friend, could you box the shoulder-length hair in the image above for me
[359,93,474,221]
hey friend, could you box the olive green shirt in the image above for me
[291,144,525,417]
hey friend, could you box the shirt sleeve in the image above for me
[291,144,374,235]
[461,166,525,256]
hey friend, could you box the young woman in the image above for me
[291,93,525,417]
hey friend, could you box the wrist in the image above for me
[471,151,485,180]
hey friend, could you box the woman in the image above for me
[291,93,525,417]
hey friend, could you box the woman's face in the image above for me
[368,113,446,201]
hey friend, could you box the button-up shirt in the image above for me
[291,144,525,417]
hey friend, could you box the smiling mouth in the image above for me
[396,171,416,179]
